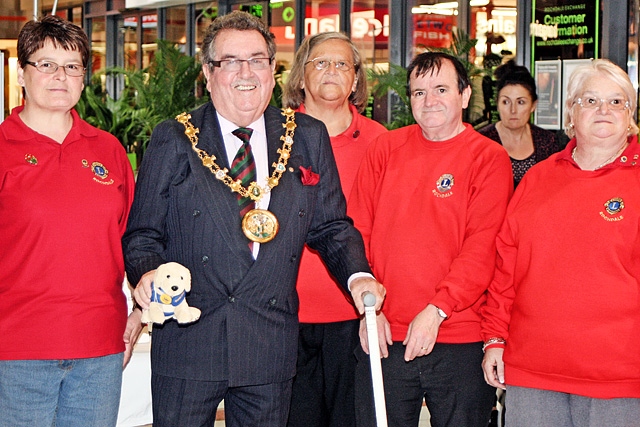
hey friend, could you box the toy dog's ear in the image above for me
[153,265,166,289]
[183,268,192,292]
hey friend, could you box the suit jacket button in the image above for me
[193,209,201,217]
[202,255,209,263]
[298,209,305,217]
[290,255,297,262]
[228,296,236,303]
[269,298,277,306]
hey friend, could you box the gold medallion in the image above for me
[177,109,296,243]
[160,294,172,304]
[242,209,279,243]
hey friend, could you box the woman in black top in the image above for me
[480,61,560,188]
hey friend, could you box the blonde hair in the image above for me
[564,59,638,138]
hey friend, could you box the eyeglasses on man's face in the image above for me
[208,57,273,72]
[575,96,630,111]
[25,61,86,77]
[305,57,354,72]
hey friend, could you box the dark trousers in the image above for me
[355,341,495,427]
[287,319,360,427]
[151,373,293,427]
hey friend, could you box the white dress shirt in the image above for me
[218,113,272,259]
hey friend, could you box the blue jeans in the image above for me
[0,353,124,427]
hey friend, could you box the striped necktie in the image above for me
[230,127,256,219]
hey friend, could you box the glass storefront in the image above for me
[166,6,188,51]
[351,1,389,69]
[90,17,106,75]
[265,1,298,69]
[196,1,219,55]
[411,0,517,68]
[12,0,639,127]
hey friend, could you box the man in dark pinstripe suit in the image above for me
[122,11,385,427]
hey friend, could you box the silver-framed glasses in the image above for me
[575,97,629,110]
[208,57,273,72]
[305,57,353,72]
[25,61,86,77]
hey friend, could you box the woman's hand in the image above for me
[122,309,143,368]
[482,347,506,389]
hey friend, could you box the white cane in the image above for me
[363,292,388,427]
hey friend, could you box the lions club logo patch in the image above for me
[600,197,625,222]
[436,174,454,193]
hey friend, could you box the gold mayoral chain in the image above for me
[176,108,297,243]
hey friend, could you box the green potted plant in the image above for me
[77,40,208,169]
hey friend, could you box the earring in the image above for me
[569,123,574,128]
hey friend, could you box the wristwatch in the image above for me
[434,306,448,319]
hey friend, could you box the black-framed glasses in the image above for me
[305,57,354,72]
[25,61,86,77]
[208,57,273,72]
[575,97,629,111]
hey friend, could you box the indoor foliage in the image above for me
[76,40,207,163]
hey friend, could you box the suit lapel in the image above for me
[186,104,254,266]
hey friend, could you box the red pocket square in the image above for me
[299,166,320,186]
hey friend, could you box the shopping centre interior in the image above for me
[0,0,637,130]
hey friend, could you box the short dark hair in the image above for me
[406,52,470,98]
[495,60,537,102]
[17,15,90,69]
[201,10,276,66]
[283,32,368,113]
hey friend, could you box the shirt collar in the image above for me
[217,112,266,137]
[1,106,99,143]
[558,134,640,169]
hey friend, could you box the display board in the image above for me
[534,59,562,129]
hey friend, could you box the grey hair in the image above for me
[282,32,368,113]
[200,10,276,66]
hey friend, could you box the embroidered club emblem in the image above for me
[604,197,624,215]
[91,162,109,179]
[436,174,454,193]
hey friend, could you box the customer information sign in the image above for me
[531,0,599,61]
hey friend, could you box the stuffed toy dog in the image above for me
[141,262,201,324]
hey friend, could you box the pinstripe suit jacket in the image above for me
[123,103,371,386]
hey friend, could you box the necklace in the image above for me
[571,141,628,170]
[176,108,297,242]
